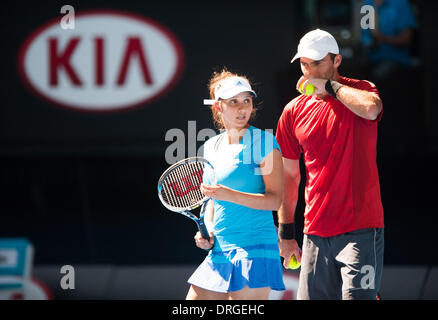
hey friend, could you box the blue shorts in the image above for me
[188,244,285,293]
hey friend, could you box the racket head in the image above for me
[157,157,216,213]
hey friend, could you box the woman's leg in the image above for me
[228,286,271,300]
[186,285,228,300]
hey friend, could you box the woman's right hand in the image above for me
[194,231,214,250]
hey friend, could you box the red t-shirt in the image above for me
[276,76,384,237]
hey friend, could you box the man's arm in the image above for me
[278,157,302,267]
[301,76,383,121]
[278,158,300,225]
[335,85,382,121]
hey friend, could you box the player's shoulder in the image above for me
[340,76,377,91]
[281,95,310,118]
[203,131,223,151]
[248,126,276,141]
[245,126,280,160]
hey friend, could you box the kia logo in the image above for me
[18,10,184,113]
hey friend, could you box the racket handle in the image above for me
[198,201,210,241]
[197,220,210,241]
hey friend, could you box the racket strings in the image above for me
[161,161,206,210]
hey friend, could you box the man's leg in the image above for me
[335,228,384,300]
[297,234,342,300]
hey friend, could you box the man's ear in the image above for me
[334,54,342,69]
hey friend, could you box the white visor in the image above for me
[203,76,256,105]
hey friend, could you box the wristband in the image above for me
[325,80,343,99]
[278,223,295,240]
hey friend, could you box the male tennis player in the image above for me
[276,29,384,300]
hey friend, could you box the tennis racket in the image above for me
[157,157,216,241]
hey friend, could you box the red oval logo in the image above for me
[18,10,184,113]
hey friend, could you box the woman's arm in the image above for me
[201,148,284,211]
[194,199,215,246]
[203,199,214,231]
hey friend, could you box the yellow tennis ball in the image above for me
[288,254,301,270]
[299,82,315,95]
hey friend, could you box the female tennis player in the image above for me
[186,69,285,300]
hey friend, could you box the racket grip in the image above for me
[197,220,210,241]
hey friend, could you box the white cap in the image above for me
[203,76,256,105]
[291,29,339,63]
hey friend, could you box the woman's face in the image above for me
[218,91,254,131]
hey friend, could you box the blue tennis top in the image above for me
[203,126,282,252]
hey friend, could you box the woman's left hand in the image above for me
[201,183,233,201]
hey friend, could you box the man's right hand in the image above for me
[279,238,302,268]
